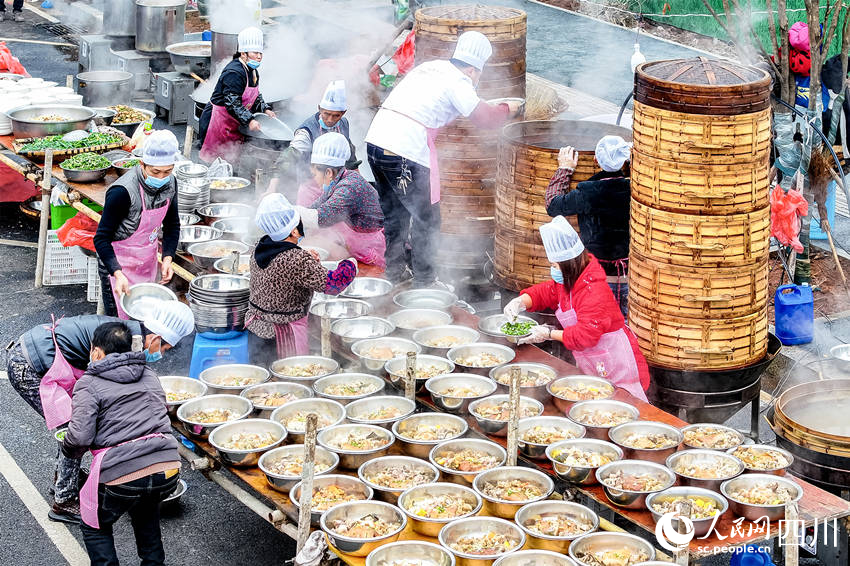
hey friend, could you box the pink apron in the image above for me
[199,64,260,164]
[246,314,310,359]
[39,316,86,430]
[108,183,171,320]
[80,432,166,528]
[556,294,647,402]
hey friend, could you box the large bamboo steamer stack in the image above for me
[494,120,632,292]
[629,57,771,371]
[414,5,526,270]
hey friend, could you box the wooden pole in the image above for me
[183,125,194,159]
[321,313,331,358]
[674,499,692,566]
[506,366,521,466]
[784,501,799,566]
[296,413,318,554]
[34,149,54,288]
[405,351,417,400]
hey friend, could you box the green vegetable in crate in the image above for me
[61,152,111,170]
[19,132,123,152]
[500,320,536,336]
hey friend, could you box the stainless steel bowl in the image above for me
[187,240,251,270]
[111,157,140,176]
[438,517,526,566]
[518,416,586,460]
[290,474,372,527]
[208,418,286,467]
[199,364,270,395]
[720,473,803,521]
[313,373,385,406]
[489,362,557,403]
[367,541,455,566]
[317,424,395,470]
[645,486,729,537]
[494,551,576,566]
[240,381,313,418]
[165,40,212,77]
[547,376,615,413]
[667,449,745,492]
[321,500,407,557]
[726,444,795,476]
[179,212,201,226]
[178,225,222,253]
[350,337,421,372]
[258,444,339,493]
[429,438,507,486]
[160,479,187,509]
[208,176,252,203]
[175,394,253,439]
[545,439,624,485]
[108,107,155,136]
[60,160,110,183]
[119,283,178,321]
[384,354,455,393]
[341,277,393,300]
[91,107,117,126]
[607,421,683,464]
[332,317,395,347]
[468,395,544,437]
[310,298,372,320]
[211,216,254,240]
[830,343,850,366]
[159,375,208,417]
[567,400,640,440]
[392,412,468,459]
[346,396,416,429]
[595,460,676,509]
[394,289,458,311]
[196,202,255,224]
[478,313,538,344]
[213,254,250,276]
[358,455,439,504]
[425,374,497,415]
[515,501,598,553]
[472,466,554,519]
[398,482,482,537]
[387,309,453,339]
[569,532,656,566]
[413,325,480,356]
[269,355,340,387]
[7,104,96,138]
[680,423,745,451]
[270,398,346,443]
[447,343,515,377]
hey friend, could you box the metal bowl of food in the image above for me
[393,289,458,311]
[310,298,372,321]
[213,254,250,276]
[545,439,623,485]
[350,337,421,372]
[547,376,615,413]
[332,317,395,347]
[346,396,416,429]
[384,354,455,393]
[473,467,554,519]
[429,438,507,486]
[489,362,557,403]
[398,483,482,537]
[358,455,440,504]
[211,216,254,241]
[59,156,112,182]
[207,176,252,203]
[208,418,286,467]
[269,355,339,387]
[567,400,640,440]
[518,416,586,460]
[196,203,255,225]
[720,473,803,521]
[158,375,208,417]
[107,105,155,136]
[515,501,599,553]
[495,551,576,566]
[387,309,453,339]
[596,460,676,509]
[392,412,468,459]
[175,394,253,439]
[199,364,270,395]
[178,225,222,253]
[90,106,117,126]
[290,474,372,527]
[413,325,480,356]
[321,500,407,557]
[7,104,96,138]
[179,212,201,226]
[119,282,178,321]
[270,397,345,443]
[667,449,745,492]
[569,532,656,566]
[187,240,251,269]
[111,157,141,176]
[645,486,729,537]
[317,424,395,470]
[367,541,455,566]
[468,394,544,437]
[240,381,313,418]
[341,277,393,301]
[726,444,795,476]
[681,423,745,451]
[447,343,515,377]
[478,314,538,344]
[425,374,497,415]
[438,516,526,566]
[258,444,339,493]
[313,373,385,406]
[607,421,683,464]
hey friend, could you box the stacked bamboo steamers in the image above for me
[628,58,772,370]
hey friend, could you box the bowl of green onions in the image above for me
[478,314,538,344]
[112,157,140,175]
[59,152,112,182]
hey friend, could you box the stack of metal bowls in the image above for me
[175,162,210,213]
[187,274,250,334]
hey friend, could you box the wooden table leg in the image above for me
[33,149,54,288]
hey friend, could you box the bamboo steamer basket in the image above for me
[628,300,768,370]
[628,252,768,319]
[494,120,631,291]
[630,200,769,268]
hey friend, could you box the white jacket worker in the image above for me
[365,31,522,286]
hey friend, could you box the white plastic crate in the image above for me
[42,230,89,286]
[87,256,101,302]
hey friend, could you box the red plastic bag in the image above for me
[392,30,416,76]
[770,185,809,253]
[56,212,98,252]
[0,42,29,76]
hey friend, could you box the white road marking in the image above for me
[0,442,88,565]
[0,370,7,380]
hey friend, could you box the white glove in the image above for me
[518,325,552,345]
[296,205,320,232]
[503,296,527,321]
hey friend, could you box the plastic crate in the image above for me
[50,199,104,230]
[42,230,90,286]
[87,256,102,303]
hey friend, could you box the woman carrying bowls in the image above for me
[246,194,357,365]
[502,216,649,401]
[93,130,181,318]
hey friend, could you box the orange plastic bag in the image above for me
[56,212,98,252]
[770,185,809,253]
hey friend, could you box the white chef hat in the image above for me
[311,132,351,167]
[143,301,194,346]
[539,216,585,263]
[452,31,493,71]
[141,130,179,167]
[595,135,632,172]
[237,26,264,53]
[320,80,347,112]
[255,193,300,241]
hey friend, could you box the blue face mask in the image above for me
[145,175,170,189]
[297,236,304,246]
[144,349,162,363]
[318,116,333,131]
[321,183,330,194]
[246,59,261,69]
[550,266,564,284]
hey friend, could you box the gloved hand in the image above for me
[518,325,552,345]
[345,257,359,276]
[503,296,527,321]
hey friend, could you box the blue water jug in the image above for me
[774,284,814,345]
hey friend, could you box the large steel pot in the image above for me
[166,41,212,78]
[75,71,133,106]
[135,0,186,53]
[6,105,96,138]
[103,0,136,37]
[211,30,238,70]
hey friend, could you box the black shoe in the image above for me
[48,498,81,524]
